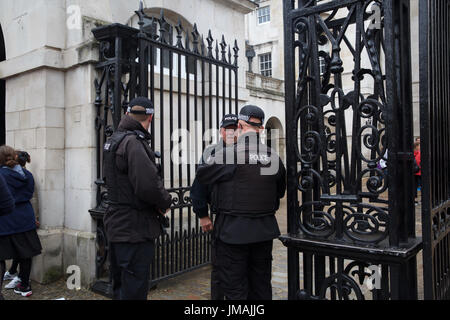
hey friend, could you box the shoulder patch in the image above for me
[104,143,112,151]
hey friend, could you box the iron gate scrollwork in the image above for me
[89,3,239,296]
[419,0,450,300]
[282,0,422,300]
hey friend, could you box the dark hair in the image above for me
[0,145,19,168]
[128,105,152,123]
[16,151,31,167]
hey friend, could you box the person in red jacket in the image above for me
[414,141,421,205]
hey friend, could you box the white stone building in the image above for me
[0,0,257,287]
[244,0,286,161]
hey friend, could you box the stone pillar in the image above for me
[0,0,104,286]
[5,68,66,283]
[62,63,98,286]
[0,0,67,284]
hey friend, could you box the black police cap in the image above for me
[220,114,238,128]
[238,105,265,126]
[127,97,154,115]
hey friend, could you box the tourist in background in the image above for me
[0,146,42,297]
[3,151,40,289]
[0,171,15,300]
[414,141,421,205]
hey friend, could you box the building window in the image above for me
[259,53,272,77]
[257,6,270,24]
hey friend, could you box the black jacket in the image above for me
[196,132,286,244]
[191,140,228,219]
[0,173,15,216]
[104,115,172,243]
[0,166,36,235]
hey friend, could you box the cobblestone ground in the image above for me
[2,197,424,300]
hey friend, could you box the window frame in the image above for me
[257,6,271,25]
[259,52,272,78]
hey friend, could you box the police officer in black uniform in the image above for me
[196,105,286,300]
[191,114,239,300]
[103,97,172,300]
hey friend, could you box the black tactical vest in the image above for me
[214,135,279,216]
[103,130,145,208]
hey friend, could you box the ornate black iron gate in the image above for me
[0,24,5,146]
[282,0,423,300]
[89,4,239,296]
[419,0,450,300]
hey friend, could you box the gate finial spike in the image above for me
[192,23,200,54]
[220,35,227,62]
[207,30,214,58]
[135,1,146,32]
[192,23,199,39]
[159,9,167,43]
[175,18,184,49]
[233,39,239,66]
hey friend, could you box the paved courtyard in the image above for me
[2,197,424,300]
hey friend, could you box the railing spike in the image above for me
[159,9,167,43]
[175,18,184,49]
[192,23,200,54]
[233,39,239,66]
[135,1,146,33]
[220,35,227,62]
[207,30,214,58]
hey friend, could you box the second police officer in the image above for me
[191,114,239,300]
[196,105,286,300]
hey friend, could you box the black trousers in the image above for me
[4,259,31,286]
[215,239,273,300]
[8,259,19,274]
[17,258,32,286]
[109,241,155,300]
[211,237,224,300]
